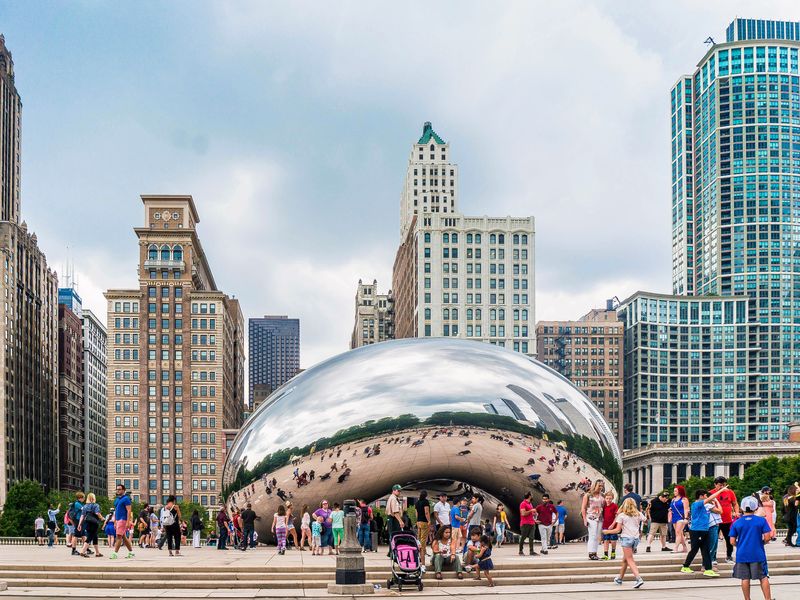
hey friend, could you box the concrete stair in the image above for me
[0,553,798,591]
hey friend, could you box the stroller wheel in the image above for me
[386,579,392,589]
[397,583,403,592]
[418,582,424,591]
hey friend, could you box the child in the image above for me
[462,529,482,571]
[603,498,646,589]
[729,496,772,600]
[311,515,323,555]
[601,491,618,560]
[474,534,495,587]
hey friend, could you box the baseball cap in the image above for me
[760,486,772,493]
[392,484,402,491]
[741,496,759,512]
[658,490,668,497]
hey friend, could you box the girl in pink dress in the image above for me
[761,493,776,539]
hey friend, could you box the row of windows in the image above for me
[147,245,184,262]
[114,370,140,380]
[423,308,530,321]
[113,317,139,329]
[422,323,530,338]
[423,292,530,306]
[423,232,531,245]
[112,302,139,314]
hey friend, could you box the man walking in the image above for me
[239,503,259,551]
[414,491,431,560]
[535,494,557,554]
[679,487,727,577]
[518,492,539,556]
[645,491,672,552]
[711,476,739,563]
[730,496,773,600]
[109,484,134,560]
[556,500,568,546]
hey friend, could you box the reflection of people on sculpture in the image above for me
[432,526,464,580]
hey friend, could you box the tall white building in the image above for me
[81,309,107,493]
[350,279,394,349]
[393,123,535,354]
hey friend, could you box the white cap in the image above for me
[741,496,759,512]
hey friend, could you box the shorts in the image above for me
[64,525,75,536]
[620,536,640,549]
[733,562,769,580]
[35,529,45,537]
[557,524,565,533]
[650,522,668,538]
[115,520,129,536]
[602,533,618,542]
[312,535,321,547]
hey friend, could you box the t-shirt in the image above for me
[82,503,101,520]
[729,514,771,563]
[311,521,322,537]
[465,538,481,555]
[615,513,645,538]
[35,517,45,530]
[114,494,131,522]
[649,498,670,523]
[602,502,618,529]
[690,499,711,531]
[536,502,558,527]
[433,501,451,525]
[621,492,642,509]
[468,502,483,526]
[450,505,465,528]
[313,508,332,531]
[138,509,149,526]
[331,510,344,529]
[414,499,430,523]
[386,494,402,520]
[713,488,738,524]
[240,509,257,527]
[519,499,535,526]
[556,505,567,524]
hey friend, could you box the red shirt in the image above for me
[711,488,737,524]
[535,503,558,526]
[519,499,536,526]
[602,502,618,529]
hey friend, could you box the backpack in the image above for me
[161,508,175,527]
[68,502,81,525]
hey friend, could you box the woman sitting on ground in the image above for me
[432,526,464,580]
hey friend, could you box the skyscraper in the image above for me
[248,316,300,408]
[672,18,800,441]
[105,195,245,506]
[350,279,394,348]
[393,123,536,354]
[81,309,107,493]
[0,35,59,507]
[58,301,84,492]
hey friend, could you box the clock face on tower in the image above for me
[162,211,171,222]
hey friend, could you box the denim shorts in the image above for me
[602,533,618,541]
[620,536,639,549]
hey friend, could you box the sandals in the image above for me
[456,573,464,580]
[95,553,103,557]
[435,573,442,580]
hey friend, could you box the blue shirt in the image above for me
[621,492,642,509]
[729,514,771,563]
[450,505,465,528]
[556,505,567,524]
[689,499,711,531]
[114,494,131,521]
[47,508,59,522]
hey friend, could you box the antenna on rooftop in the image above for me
[704,36,715,46]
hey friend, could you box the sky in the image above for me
[1,0,795,370]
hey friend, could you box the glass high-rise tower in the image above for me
[671,18,800,441]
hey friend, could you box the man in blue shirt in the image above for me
[555,500,568,546]
[680,486,727,577]
[449,498,468,555]
[110,483,134,560]
[730,496,772,600]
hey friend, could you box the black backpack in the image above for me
[68,502,81,524]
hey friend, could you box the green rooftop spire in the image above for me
[418,121,445,145]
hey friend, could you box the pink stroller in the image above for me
[386,532,424,591]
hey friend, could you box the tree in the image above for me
[0,480,48,536]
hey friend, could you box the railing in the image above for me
[144,259,185,270]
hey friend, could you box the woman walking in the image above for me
[581,480,606,560]
[161,496,182,557]
[603,498,646,588]
[299,504,312,551]
[190,510,203,548]
[492,504,509,546]
[669,485,690,553]
[272,504,289,555]
[77,493,104,558]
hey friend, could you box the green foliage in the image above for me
[0,480,48,536]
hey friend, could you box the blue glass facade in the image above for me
[671,19,800,442]
[248,316,300,408]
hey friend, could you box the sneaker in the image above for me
[712,560,718,567]
[613,577,623,585]
[702,570,720,578]
[725,558,734,564]
[633,578,644,589]
[645,547,651,553]
[541,550,548,555]
[109,552,118,560]
[611,552,616,559]
[601,554,610,560]
[125,552,135,559]
[680,567,693,574]
[530,551,539,556]
[662,547,673,552]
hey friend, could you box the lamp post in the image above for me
[327,499,373,595]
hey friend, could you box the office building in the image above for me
[350,279,394,348]
[105,195,245,506]
[82,309,107,493]
[248,316,299,407]
[536,308,624,448]
[393,123,536,354]
[57,302,84,491]
[671,18,800,439]
[0,35,59,507]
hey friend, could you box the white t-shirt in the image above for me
[615,512,646,538]
[35,517,45,530]
[433,501,451,525]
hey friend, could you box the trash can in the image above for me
[371,531,378,551]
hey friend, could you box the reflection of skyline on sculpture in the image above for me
[226,339,620,477]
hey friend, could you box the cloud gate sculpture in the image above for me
[223,338,622,541]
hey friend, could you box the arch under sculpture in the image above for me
[223,338,622,542]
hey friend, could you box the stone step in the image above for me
[2,565,799,589]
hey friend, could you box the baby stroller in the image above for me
[386,532,424,591]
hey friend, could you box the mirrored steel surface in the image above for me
[224,338,622,540]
